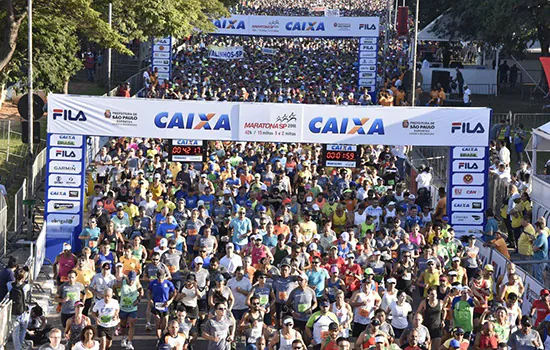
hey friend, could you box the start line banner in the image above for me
[211,15,379,38]
[208,45,244,60]
[47,94,490,147]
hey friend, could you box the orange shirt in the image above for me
[274,224,290,238]
[492,237,511,259]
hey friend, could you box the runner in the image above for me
[91,287,120,350]
[118,271,143,349]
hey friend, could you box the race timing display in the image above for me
[322,144,359,168]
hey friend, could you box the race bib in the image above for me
[168,265,178,273]
[297,303,308,313]
[278,292,288,301]
[259,295,269,305]
[100,315,112,323]
[66,291,78,301]
[122,297,133,308]
[89,241,97,248]
[345,276,355,285]
[188,229,198,236]
[155,302,167,311]
[359,307,370,318]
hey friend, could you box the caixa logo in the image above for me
[451,122,484,134]
[213,19,245,29]
[309,117,384,135]
[154,112,231,130]
[285,21,325,31]
[52,109,87,121]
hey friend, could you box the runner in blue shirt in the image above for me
[148,270,176,339]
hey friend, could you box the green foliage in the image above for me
[427,0,549,56]
[0,0,233,92]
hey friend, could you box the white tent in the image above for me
[527,121,550,152]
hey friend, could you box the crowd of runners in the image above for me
[20,135,542,350]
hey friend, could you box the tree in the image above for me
[0,0,233,92]
[428,0,549,56]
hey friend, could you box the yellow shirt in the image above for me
[511,203,523,228]
[156,199,176,213]
[124,204,139,223]
[424,270,440,296]
[518,224,535,256]
[73,267,94,299]
[120,256,141,275]
[299,221,318,243]
[149,182,164,201]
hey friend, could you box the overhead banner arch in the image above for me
[47,94,490,147]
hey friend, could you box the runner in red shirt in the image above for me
[340,253,363,293]
[530,289,550,327]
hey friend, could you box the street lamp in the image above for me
[411,0,420,106]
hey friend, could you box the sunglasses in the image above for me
[200,250,207,253]
[152,259,160,262]
[252,302,260,305]
[217,307,227,311]
[285,323,294,327]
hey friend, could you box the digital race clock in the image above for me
[169,140,206,162]
[322,144,359,168]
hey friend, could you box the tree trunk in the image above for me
[63,79,69,94]
[0,1,26,73]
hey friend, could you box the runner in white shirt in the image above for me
[91,288,120,350]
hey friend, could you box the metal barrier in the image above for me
[12,179,26,234]
[420,83,497,97]
[408,145,448,188]
[487,173,509,213]
[31,149,46,194]
[0,196,7,257]
[0,298,13,349]
[104,68,146,97]
[509,113,550,131]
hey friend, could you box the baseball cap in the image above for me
[159,238,168,246]
[75,301,84,307]
[194,257,204,265]
[254,173,261,179]
[521,317,532,326]
[541,289,550,296]
[387,201,396,206]
[484,265,494,272]
[298,273,308,281]
[442,216,449,221]
[387,278,397,284]
[102,260,112,267]
[215,274,225,282]
[223,188,231,195]
[330,266,338,273]
[452,257,461,262]
[312,234,321,240]
[116,262,123,268]
[364,268,374,275]
[374,336,385,344]
[197,200,205,207]
[128,271,137,281]
[408,194,416,200]
[346,253,355,259]
[308,243,318,251]
[253,234,263,241]
[448,270,458,276]
[340,231,350,242]
[283,317,294,325]
[320,300,330,307]
[154,173,161,179]
[62,243,72,251]
[201,173,207,178]
[116,203,124,209]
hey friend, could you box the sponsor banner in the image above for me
[324,9,340,17]
[46,213,80,227]
[261,47,278,55]
[208,45,244,60]
[452,146,485,159]
[325,160,357,168]
[47,201,81,214]
[452,159,485,172]
[49,134,83,148]
[47,95,491,146]
[49,147,83,161]
[151,36,172,82]
[451,199,484,212]
[358,51,376,58]
[47,187,82,201]
[48,174,81,187]
[212,15,380,37]
[360,37,377,44]
[48,161,82,174]
[452,173,484,186]
[359,64,377,71]
[451,212,484,225]
[454,225,484,238]
[239,104,302,142]
[451,186,484,198]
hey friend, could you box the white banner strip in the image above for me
[47,95,491,146]
[208,45,244,60]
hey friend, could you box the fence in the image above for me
[0,196,7,258]
[0,298,12,349]
[487,173,509,215]
[31,149,46,196]
[12,179,26,234]
[104,68,146,97]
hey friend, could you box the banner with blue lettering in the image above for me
[208,46,244,60]
[47,94,491,147]
[151,37,172,82]
[211,15,379,38]
[447,146,489,238]
[358,37,378,103]
[44,133,87,262]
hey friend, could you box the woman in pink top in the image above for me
[54,243,77,284]
[409,224,426,247]
[247,235,273,268]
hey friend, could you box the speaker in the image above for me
[397,7,409,37]
[431,70,451,92]
[21,121,40,144]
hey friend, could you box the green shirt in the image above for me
[452,298,474,333]
[120,280,140,313]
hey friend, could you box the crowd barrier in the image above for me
[0,298,13,350]
[0,197,7,258]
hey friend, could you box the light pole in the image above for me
[107,2,112,95]
[27,0,34,195]
[411,0,420,106]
